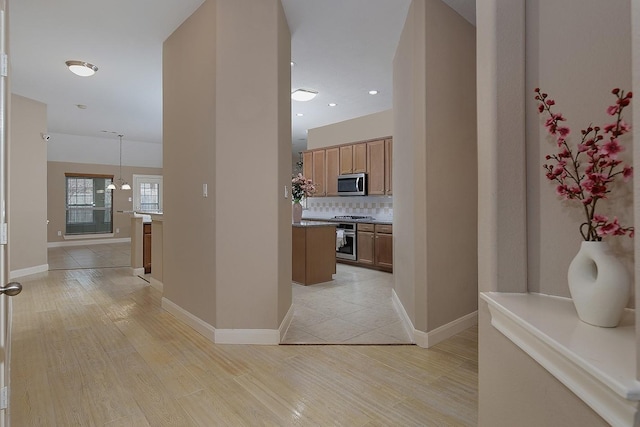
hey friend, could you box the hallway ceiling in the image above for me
[9,0,475,156]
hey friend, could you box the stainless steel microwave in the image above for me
[337,173,367,196]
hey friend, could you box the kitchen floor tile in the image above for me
[283,264,414,345]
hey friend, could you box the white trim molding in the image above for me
[130,267,144,276]
[10,264,49,279]
[161,297,216,342]
[279,304,295,342]
[48,237,131,248]
[420,311,478,348]
[481,292,640,427]
[215,328,280,345]
[392,289,415,343]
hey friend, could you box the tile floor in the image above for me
[48,242,412,345]
[47,242,131,270]
[283,264,414,344]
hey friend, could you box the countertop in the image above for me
[301,216,392,225]
[292,221,337,228]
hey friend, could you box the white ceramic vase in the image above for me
[292,202,303,223]
[567,241,630,328]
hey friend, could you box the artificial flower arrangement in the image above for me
[534,87,634,241]
[291,173,316,203]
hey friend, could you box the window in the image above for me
[133,174,163,212]
[65,174,113,235]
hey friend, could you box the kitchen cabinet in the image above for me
[339,143,366,175]
[325,147,339,196]
[339,145,353,175]
[303,150,326,196]
[385,138,392,195]
[356,223,392,272]
[292,222,337,285]
[374,224,393,270]
[356,223,375,266]
[143,223,151,274]
[367,139,385,195]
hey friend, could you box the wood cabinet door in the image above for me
[357,231,375,265]
[339,145,353,175]
[353,143,367,173]
[325,147,339,196]
[302,151,313,180]
[375,232,393,270]
[312,150,326,196]
[385,138,392,195]
[143,224,152,274]
[367,140,385,195]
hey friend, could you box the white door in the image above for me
[0,2,22,426]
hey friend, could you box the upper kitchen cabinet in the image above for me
[325,147,339,196]
[385,138,392,195]
[311,150,326,196]
[302,151,313,180]
[339,143,366,175]
[367,139,385,195]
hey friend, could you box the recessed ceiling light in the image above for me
[368,90,379,95]
[291,89,318,102]
[291,61,296,67]
[296,113,304,117]
[328,103,337,107]
[76,104,87,109]
[65,60,98,77]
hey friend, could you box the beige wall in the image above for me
[526,0,633,297]
[393,0,477,333]
[477,0,631,424]
[306,110,393,150]
[46,161,162,243]
[215,0,290,329]
[10,95,47,272]
[163,0,218,326]
[163,0,291,331]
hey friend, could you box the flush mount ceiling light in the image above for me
[368,90,379,95]
[291,89,318,102]
[65,60,98,77]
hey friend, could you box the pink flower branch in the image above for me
[535,88,634,241]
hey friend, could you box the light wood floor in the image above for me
[10,267,478,426]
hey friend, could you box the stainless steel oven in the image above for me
[336,222,357,260]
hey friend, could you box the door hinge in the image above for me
[0,386,8,410]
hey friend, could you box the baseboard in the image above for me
[414,311,478,349]
[392,289,415,344]
[279,304,295,342]
[149,277,163,292]
[9,264,49,279]
[161,297,216,342]
[48,237,131,248]
[130,267,144,276]
[215,328,280,345]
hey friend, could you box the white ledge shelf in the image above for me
[480,292,640,427]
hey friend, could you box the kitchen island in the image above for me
[292,221,337,285]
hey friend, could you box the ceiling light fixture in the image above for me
[291,89,318,102]
[65,60,98,77]
[107,134,131,191]
[296,113,304,117]
[328,103,337,107]
[368,90,379,95]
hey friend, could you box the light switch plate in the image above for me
[203,183,208,198]
[284,185,288,199]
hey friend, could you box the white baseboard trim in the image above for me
[131,267,144,276]
[48,237,131,248]
[279,304,295,342]
[392,289,415,344]
[10,264,49,279]
[150,277,163,292]
[414,310,478,349]
[215,328,280,345]
[161,297,216,342]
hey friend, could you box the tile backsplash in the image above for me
[302,196,393,221]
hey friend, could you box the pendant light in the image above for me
[108,134,131,190]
